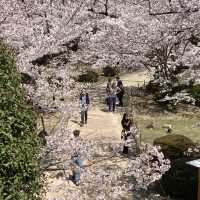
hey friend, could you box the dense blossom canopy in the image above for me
[1,0,200,108]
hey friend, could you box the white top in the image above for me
[80,95,88,111]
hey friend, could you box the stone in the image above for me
[146,122,155,129]
[162,124,173,134]
[192,121,200,128]
[21,72,36,84]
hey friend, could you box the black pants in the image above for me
[81,110,88,124]
[123,146,128,154]
[117,92,124,106]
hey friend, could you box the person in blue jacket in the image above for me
[80,90,90,126]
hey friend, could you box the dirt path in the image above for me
[44,70,149,200]
[69,70,150,141]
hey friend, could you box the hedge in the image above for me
[188,84,200,105]
[78,71,99,82]
[154,135,197,200]
[0,43,42,200]
[103,65,119,77]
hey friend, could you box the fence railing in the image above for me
[125,84,146,97]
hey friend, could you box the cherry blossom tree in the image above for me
[1,0,200,108]
[41,110,170,200]
[0,0,98,111]
[3,1,196,199]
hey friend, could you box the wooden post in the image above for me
[41,115,45,131]
[198,169,200,200]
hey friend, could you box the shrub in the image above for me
[78,71,99,82]
[188,84,200,105]
[103,65,119,77]
[154,134,194,160]
[0,43,42,199]
[145,80,160,94]
[161,157,197,200]
[154,134,197,200]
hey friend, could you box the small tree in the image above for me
[0,42,42,199]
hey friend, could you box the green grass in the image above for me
[137,114,200,144]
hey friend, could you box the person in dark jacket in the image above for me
[80,90,90,125]
[121,113,133,154]
[121,113,131,131]
[116,76,124,106]
[106,78,113,111]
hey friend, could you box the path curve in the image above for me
[44,70,149,200]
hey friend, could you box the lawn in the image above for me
[136,111,200,144]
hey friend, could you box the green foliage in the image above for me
[103,65,119,77]
[154,134,194,160]
[145,80,160,94]
[188,84,200,105]
[154,134,197,200]
[161,157,197,200]
[0,43,42,200]
[78,70,99,82]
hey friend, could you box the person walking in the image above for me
[116,76,124,106]
[80,90,90,126]
[71,163,81,186]
[71,129,83,186]
[110,81,117,112]
[106,78,113,112]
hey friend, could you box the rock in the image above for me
[146,122,155,129]
[192,121,200,128]
[21,72,36,84]
[162,124,172,133]
[162,124,172,129]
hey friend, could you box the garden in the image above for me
[1,1,200,200]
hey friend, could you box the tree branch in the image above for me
[147,0,200,16]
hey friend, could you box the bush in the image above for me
[103,65,119,77]
[154,134,197,200]
[145,80,160,94]
[78,71,99,82]
[0,43,42,199]
[188,84,200,105]
[161,157,197,200]
[154,134,194,160]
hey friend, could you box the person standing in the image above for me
[116,76,124,106]
[80,91,90,126]
[121,113,133,155]
[121,113,131,131]
[106,78,113,112]
[111,81,117,112]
